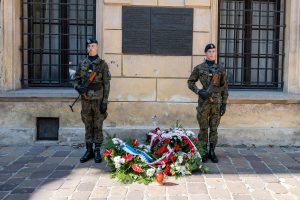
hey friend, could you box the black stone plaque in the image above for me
[151,7,193,55]
[122,6,193,55]
[122,7,151,54]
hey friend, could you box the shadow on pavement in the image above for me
[0,145,299,200]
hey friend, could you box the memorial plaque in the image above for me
[122,7,151,54]
[122,6,193,55]
[151,8,193,55]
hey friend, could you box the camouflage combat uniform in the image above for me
[187,62,228,146]
[74,56,111,145]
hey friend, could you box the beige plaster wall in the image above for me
[0,0,4,90]
[0,0,22,91]
[284,0,300,94]
[0,98,299,146]
[102,0,213,105]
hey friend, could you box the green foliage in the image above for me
[103,123,209,184]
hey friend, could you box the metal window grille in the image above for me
[21,0,96,87]
[218,0,285,89]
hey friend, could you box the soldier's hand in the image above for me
[100,102,107,114]
[198,89,209,100]
[75,85,88,94]
[220,103,227,116]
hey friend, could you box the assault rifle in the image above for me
[69,69,98,112]
[204,68,221,103]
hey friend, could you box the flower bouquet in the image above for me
[103,126,208,184]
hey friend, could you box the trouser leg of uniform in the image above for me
[209,103,221,145]
[81,100,93,144]
[92,100,105,145]
[197,105,210,145]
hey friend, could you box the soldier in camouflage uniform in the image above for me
[187,43,228,163]
[74,39,111,163]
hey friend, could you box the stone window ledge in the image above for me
[0,88,77,102]
[0,89,300,103]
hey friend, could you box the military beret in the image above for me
[204,43,216,52]
[86,38,98,46]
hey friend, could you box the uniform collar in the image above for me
[87,55,102,64]
[205,59,215,66]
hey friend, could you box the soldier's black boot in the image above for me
[202,144,209,163]
[80,143,94,163]
[209,143,218,163]
[94,143,102,163]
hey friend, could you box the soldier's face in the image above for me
[206,48,216,61]
[87,43,98,56]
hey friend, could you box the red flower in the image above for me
[132,164,143,173]
[164,138,171,143]
[166,164,171,170]
[174,144,180,150]
[170,155,176,162]
[193,137,199,142]
[163,164,171,175]
[160,157,168,165]
[103,149,112,157]
[155,127,160,132]
[122,154,133,161]
[131,139,139,147]
[183,139,189,145]
[159,146,168,153]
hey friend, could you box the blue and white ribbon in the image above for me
[119,142,153,163]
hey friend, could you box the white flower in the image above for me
[179,166,191,175]
[179,166,186,174]
[146,168,156,177]
[113,156,125,168]
[120,158,125,164]
[113,156,121,163]
[186,130,195,137]
[161,134,172,139]
[177,156,183,164]
[112,138,123,145]
[138,144,150,152]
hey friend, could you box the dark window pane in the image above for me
[22,0,96,87]
[218,0,285,89]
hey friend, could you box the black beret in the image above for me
[204,43,216,52]
[86,38,98,46]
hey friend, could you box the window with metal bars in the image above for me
[218,0,285,89]
[21,0,96,87]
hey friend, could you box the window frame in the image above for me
[21,0,97,87]
[218,0,286,90]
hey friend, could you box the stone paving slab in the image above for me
[0,145,299,200]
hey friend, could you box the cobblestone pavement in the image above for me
[0,145,300,200]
